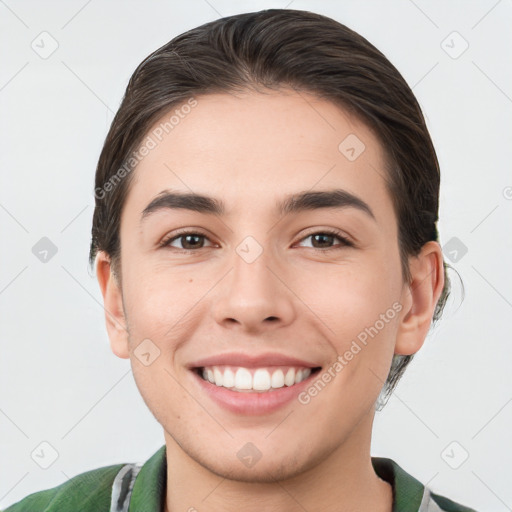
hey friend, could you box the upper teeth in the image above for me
[201,366,312,392]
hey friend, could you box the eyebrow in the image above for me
[141,188,375,222]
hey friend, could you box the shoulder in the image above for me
[371,456,479,512]
[2,462,125,512]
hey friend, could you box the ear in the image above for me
[95,251,130,359]
[394,241,445,356]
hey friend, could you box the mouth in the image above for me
[192,365,323,393]
[189,364,323,416]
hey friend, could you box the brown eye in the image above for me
[297,230,353,250]
[160,232,213,251]
[310,233,336,248]
[178,234,205,249]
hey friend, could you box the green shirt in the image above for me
[2,445,478,511]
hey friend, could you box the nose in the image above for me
[211,241,296,334]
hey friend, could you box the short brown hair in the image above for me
[89,8,451,405]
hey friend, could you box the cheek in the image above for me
[121,263,199,419]
[121,259,205,333]
[295,257,401,370]
[130,354,191,432]
[299,256,400,323]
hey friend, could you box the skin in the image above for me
[96,88,444,512]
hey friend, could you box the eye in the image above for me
[159,230,214,251]
[159,228,354,253]
[296,229,354,251]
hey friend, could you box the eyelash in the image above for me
[158,228,354,253]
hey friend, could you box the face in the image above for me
[101,89,416,482]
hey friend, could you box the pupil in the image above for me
[314,234,332,247]
[183,235,202,249]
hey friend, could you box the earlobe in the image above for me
[394,241,445,356]
[95,251,130,359]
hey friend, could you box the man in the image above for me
[4,9,477,512]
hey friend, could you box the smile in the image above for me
[190,364,322,416]
[196,365,321,393]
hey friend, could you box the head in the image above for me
[91,9,448,480]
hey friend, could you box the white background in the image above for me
[1,1,511,510]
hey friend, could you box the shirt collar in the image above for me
[128,445,425,512]
[128,444,167,512]
[372,456,426,510]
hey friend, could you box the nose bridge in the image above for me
[211,233,296,330]
[232,234,274,297]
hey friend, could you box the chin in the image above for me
[206,460,300,484]
[195,445,323,484]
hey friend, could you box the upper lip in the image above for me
[188,352,321,369]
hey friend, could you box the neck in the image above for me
[163,409,393,512]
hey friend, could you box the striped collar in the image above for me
[113,446,432,511]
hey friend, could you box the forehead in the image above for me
[123,89,393,223]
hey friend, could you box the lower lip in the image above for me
[190,369,320,416]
